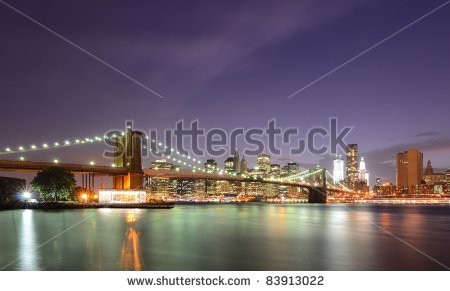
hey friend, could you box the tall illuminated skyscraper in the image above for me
[333,155,344,183]
[204,159,218,173]
[359,157,366,181]
[256,154,271,177]
[224,157,235,174]
[345,144,359,190]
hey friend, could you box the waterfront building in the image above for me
[205,180,216,196]
[98,189,147,203]
[193,179,206,196]
[147,159,174,197]
[345,144,359,190]
[216,180,231,194]
[423,160,447,185]
[175,179,194,196]
[396,149,423,189]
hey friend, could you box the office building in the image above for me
[240,155,248,174]
[224,157,236,174]
[257,154,271,177]
[204,159,218,173]
[345,144,359,190]
[396,148,423,189]
[423,160,448,185]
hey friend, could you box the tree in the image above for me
[31,167,76,201]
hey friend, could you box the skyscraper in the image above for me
[233,150,240,174]
[333,155,344,183]
[396,149,423,189]
[269,164,281,178]
[204,159,218,195]
[240,155,248,174]
[425,160,433,174]
[148,159,174,197]
[204,159,218,173]
[256,154,271,177]
[345,144,359,190]
[359,157,366,181]
[224,157,236,174]
[287,162,300,176]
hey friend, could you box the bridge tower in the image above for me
[113,124,144,189]
[308,168,327,203]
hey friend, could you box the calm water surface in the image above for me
[0,204,449,270]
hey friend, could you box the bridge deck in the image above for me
[0,160,129,175]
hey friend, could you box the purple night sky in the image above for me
[1,0,450,185]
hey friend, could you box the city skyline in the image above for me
[1,0,450,185]
[1,0,449,276]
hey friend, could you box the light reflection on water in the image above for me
[120,211,143,271]
[0,204,448,270]
[18,210,37,270]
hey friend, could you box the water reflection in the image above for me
[18,210,37,270]
[120,211,143,270]
[2,205,448,270]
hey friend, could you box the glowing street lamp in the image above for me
[23,191,31,201]
[81,193,88,203]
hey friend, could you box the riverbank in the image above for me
[0,201,174,210]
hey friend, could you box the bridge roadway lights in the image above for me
[308,187,327,203]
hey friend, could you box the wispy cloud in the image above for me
[411,131,442,138]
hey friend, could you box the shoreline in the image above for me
[0,201,174,210]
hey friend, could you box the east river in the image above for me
[0,204,449,270]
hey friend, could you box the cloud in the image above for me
[411,131,442,138]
